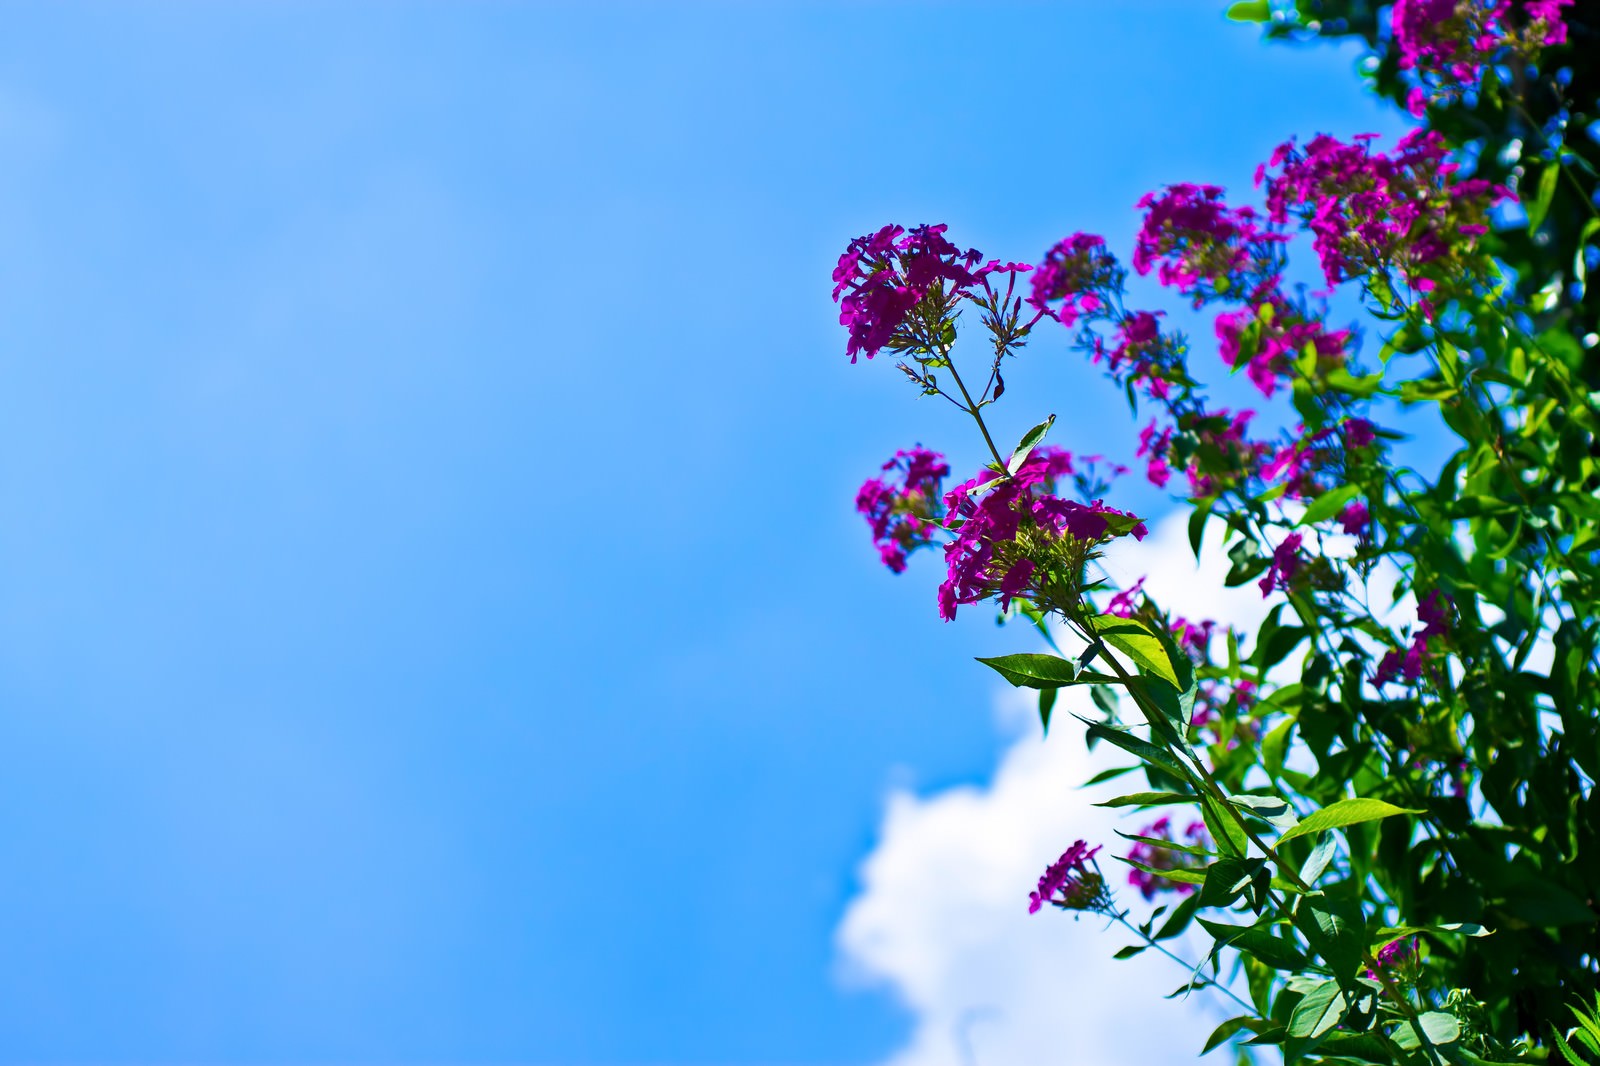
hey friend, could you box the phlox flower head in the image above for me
[1392,0,1572,116]
[1258,131,1510,290]
[1106,575,1147,618]
[1373,588,1455,687]
[1181,407,1272,499]
[1172,617,1217,659]
[1258,532,1307,597]
[1126,818,1209,900]
[1261,425,1340,500]
[1365,936,1421,981]
[1214,297,1353,398]
[832,223,985,362]
[1133,183,1284,304]
[1340,500,1371,535]
[1092,310,1184,401]
[1029,233,1120,327]
[1136,420,1174,488]
[1029,840,1107,914]
[937,448,1146,622]
[855,446,951,574]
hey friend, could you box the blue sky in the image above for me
[0,4,1405,1062]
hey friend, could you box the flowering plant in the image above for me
[834,3,1599,1063]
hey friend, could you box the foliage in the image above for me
[833,4,1600,1064]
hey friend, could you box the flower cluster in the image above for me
[1029,840,1107,913]
[1106,575,1147,617]
[938,447,1147,621]
[1091,309,1187,400]
[855,447,950,573]
[1366,935,1421,981]
[1191,679,1260,748]
[1029,233,1119,327]
[1258,532,1308,597]
[1214,297,1353,398]
[1172,616,1218,659]
[1133,183,1283,304]
[1126,817,1209,900]
[1258,131,1510,291]
[833,224,992,363]
[1392,0,1573,116]
[1374,589,1455,686]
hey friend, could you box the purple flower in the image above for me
[1107,576,1146,618]
[1339,500,1371,535]
[856,447,950,573]
[1259,131,1510,288]
[1365,936,1420,980]
[936,451,1145,621]
[1029,233,1119,327]
[832,224,985,362]
[1126,818,1208,900]
[1029,840,1106,913]
[1133,184,1284,304]
[1215,296,1352,398]
[1373,589,1454,687]
[1343,417,1378,449]
[1258,532,1306,597]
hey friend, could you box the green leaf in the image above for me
[1294,895,1364,976]
[1188,502,1212,558]
[1092,615,1183,689]
[1225,0,1271,21]
[1112,944,1146,959]
[1278,797,1423,844]
[1007,414,1056,474]
[1371,923,1492,949]
[976,653,1080,689]
[1038,686,1057,734]
[1199,918,1311,971]
[1299,834,1339,885]
[1082,764,1137,786]
[1116,829,1213,858]
[1094,791,1196,808]
[1082,719,1186,773]
[1393,1011,1460,1050]
[1553,1026,1594,1066]
[1202,791,1249,858]
[1201,1016,1264,1055]
[1286,979,1346,1039]
[1228,793,1300,831]
[1528,161,1561,233]
[1296,483,1362,527]
[1198,856,1264,908]
[1120,855,1207,886]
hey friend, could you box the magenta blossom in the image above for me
[1133,183,1284,304]
[1127,817,1209,900]
[1029,840,1106,913]
[856,447,950,573]
[937,448,1145,621]
[1259,131,1509,289]
[1258,533,1307,597]
[1215,297,1352,398]
[1366,935,1421,980]
[1107,576,1147,618]
[1029,233,1119,327]
[1340,500,1371,535]
[832,224,985,362]
[1392,0,1572,115]
[1374,589,1455,687]
[1343,417,1378,449]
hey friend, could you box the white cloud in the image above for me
[835,510,1267,1066]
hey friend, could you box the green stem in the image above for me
[1108,908,1256,1014]
[944,351,1009,473]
